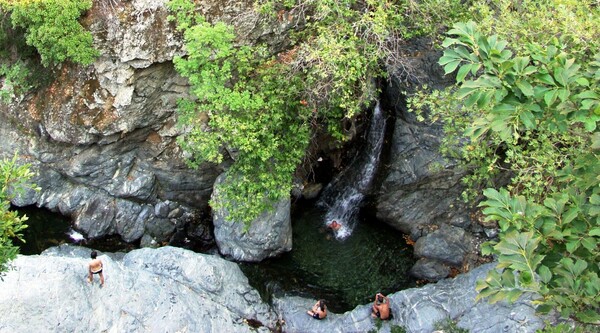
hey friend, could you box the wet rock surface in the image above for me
[375,42,490,281]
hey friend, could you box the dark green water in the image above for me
[14,206,137,255]
[240,205,416,313]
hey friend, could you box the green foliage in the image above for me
[536,321,599,333]
[0,60,30,103]
[476,189,600,323]
[1,0,98,67]
[471,0,600,60]
[390,325,408,333]
[410,14,599,324]
[0,153,38,275]
[168,0,311,224]
[0,0,97,103]
[433,318,469,333]
[168,0,470,224]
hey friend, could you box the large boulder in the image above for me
[212,174,293,262]
[375,102,469,240]
[273,262,545,333]
[0,245,276,332]
[413,224,475,267]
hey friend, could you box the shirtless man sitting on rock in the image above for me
[87,250,104,287]
[372,293,390,320]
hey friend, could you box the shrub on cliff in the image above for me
[0,0,98,102]
[167,0,469,225]
[0,0,98,67]
[0,154,38,275]
[409,0,599,325]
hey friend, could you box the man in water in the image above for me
[328,220,341,231]
[87,250,104,287]
[371,293,390,320]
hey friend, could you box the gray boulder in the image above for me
[0,245,276,333]
[212,174,293,262]
[375,114,468,239]
[273,263,545,333]
[409,258,451,281]
[413,224,475,267]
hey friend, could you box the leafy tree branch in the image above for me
[0,153,39,275]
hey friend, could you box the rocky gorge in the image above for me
[0,245,544,333]
[1,0,548,331]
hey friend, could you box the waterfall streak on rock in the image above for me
[319,102,386,239]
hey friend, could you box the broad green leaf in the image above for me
[501,269,516,287]
[439,53,461,66]
[465,90,482,108]
[565,239,580,253]
[576,91,599,99]
[456,86,476,99]
[576,309,600,324]
[441,37,460,48]
[544,89,558,106]
[536,73,555,86]
[516,80,534,97]
[562,207,579,224]
[581,237,597,252]
[513,56,530,73]
[575,77,589,87]
[506,289,522,303]
[456,64,471,82]
[538,265,552,284]
[478,90,495,108]
[584,117,597,132]
[519,110,536,129]
[557,88,569,103]
[572,259,588,276]
[492,103,516,114]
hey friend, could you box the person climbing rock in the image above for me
[87,250,104,287]
[307,299,327,320]
[371,293,390,320]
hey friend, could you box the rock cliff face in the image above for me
[0,245,276,332]
[0,246,545,333]
[374,40,487,281]
[0,0,293,247]
[1,0,492,280]
[274,261,545,333]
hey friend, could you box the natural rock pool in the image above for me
[16,203,415,313]
[239,204,416,313]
